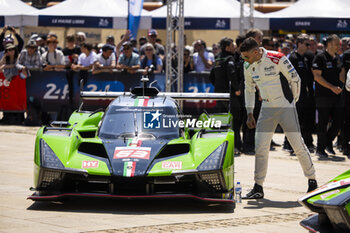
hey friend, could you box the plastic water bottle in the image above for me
[235,182,242,203]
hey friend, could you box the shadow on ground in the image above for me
[244,199,301,209]
[27,198,235,214]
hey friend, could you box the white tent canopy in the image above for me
[146,0,269,30]
[29,0,150,29]
[0,0,37,27]
[266,0,350,18]
[265,0,350,31]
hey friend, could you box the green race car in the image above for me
[28,84,235,206]
[299,169,350,232]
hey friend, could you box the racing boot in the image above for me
[242,183,264,199]
[307,179,318,193]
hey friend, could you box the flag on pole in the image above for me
[128,0,144,39]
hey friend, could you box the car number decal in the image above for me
[114,147,151,160]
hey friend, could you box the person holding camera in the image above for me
[140,43,162,74]
[0,26,23,53]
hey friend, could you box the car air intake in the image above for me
[78,142,108,158]
[156,144,190,159]
[79,131,97,138]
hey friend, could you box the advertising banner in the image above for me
[39,15,113,28]
[0,74,26,111]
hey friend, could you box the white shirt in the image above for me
[193,51,214,72]
[95,53,116,67]
[78,51,97,67]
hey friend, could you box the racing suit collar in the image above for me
[256,47,266,64]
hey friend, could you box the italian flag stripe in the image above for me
[127,138,142,147]
[143,98,149,106]
[134,98,150,107]
[123,161,136,177]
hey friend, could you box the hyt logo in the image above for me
[143,110,161,129]
[82,160,99,168]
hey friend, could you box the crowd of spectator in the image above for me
[0,25,349,160]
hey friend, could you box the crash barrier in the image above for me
[1,70,217,117]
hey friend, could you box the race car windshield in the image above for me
[99,106,180,140]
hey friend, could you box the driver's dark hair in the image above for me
[240,37,259,53]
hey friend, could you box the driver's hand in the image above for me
[247,113,256,129]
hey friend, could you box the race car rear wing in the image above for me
[80,91,230,101]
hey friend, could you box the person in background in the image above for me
[76,32,86,46]
[18,40,41,69]
[116,41,140,74]
[193,39,214,72]
[0,26,24,54]
[72,43,96,71]
[317,42,325,51]
[106,35,115,47]
[183,47,194,73]
[130,38,139,54]
[280,42,291,57]
[287,34,316,153]
[47,33,63,51]
[140,29,165,60]
[209,37,242,155]
[35,36,46,55]
[211,43,220,59]
[312,34,345,159]
[139,36,147,50]
[140,42,162,74]
[92,44,116,74]
[41,37,65,71]
[62,35,81,67]
[245,28,263,45]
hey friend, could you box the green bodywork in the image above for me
[34,110,235,194]
[306,170,350,206]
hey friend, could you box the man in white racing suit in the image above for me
[240,38,317,199]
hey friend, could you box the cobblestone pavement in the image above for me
[0,125,349,233]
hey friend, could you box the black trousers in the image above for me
[296,95,316,146]
[316,96,344,151]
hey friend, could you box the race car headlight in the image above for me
[40,139,64,169]
[197,142,227,171]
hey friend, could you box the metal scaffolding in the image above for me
[165,0,184,92]
[240,0,255,35]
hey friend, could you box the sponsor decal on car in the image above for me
[299,178,350,202]
[82,160,99,168]
[114,147,151,160]
[162,161,182,169]
[320,189,340,199]
[123,161,136,177]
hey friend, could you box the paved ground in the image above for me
[0,125,349,233]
